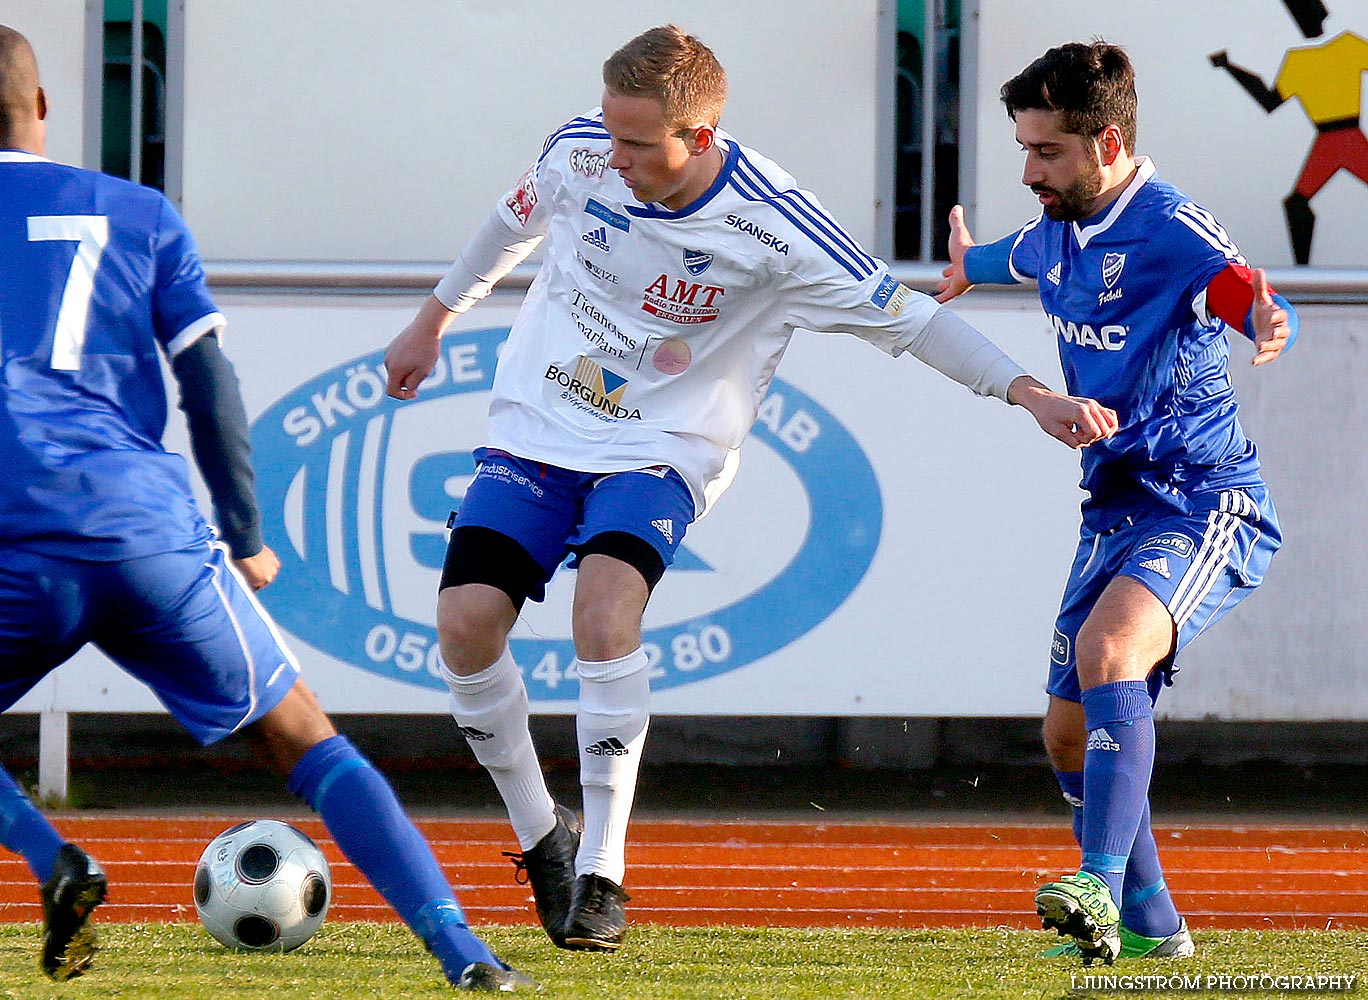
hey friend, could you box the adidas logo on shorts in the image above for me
[1046,262,1062,285]
[1139,556,1171,579]
[651,518,674,544]
[585,737,630,756]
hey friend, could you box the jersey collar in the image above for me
[0,150,50,164]
[1072,156,1155,250]
[624,140,739,220]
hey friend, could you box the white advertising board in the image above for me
[18,290,1359,721]
[14,291,1081,718]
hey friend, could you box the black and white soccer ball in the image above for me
[193,819,332,952]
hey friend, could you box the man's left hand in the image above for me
[1249,268,1291,366]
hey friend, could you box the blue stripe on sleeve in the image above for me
[733,152,877,275]
[727,159,875,281]
[963,231,1021,285]
[537,128,610,164]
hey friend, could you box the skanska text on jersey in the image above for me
[724,214,790,255]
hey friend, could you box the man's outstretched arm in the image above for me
[905,306,1119,449]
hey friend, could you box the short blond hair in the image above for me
[602,25,727,131]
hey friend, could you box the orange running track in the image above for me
[1,817,1365,931]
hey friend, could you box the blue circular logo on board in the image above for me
[250,327,882,700]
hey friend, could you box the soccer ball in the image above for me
[193,820,332,952]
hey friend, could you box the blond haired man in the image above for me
[386,24,1117,952]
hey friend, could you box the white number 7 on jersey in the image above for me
[28,215,110,371]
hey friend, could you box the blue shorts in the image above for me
[1048,487,1281,704]
[0,541,300,744]
[452,449,696,602]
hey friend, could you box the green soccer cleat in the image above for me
[1035,870,1121,966]
[1119,919,1196,958]
[1044,918,1195,959]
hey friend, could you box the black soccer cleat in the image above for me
[563,873,629,952]
[502,803,581,948]
[40,843,108,981]
[456,961,541,992]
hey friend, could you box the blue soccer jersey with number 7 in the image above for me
[0,150,224,558]
[965,158,1269,529]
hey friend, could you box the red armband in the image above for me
[1203,264,1276,330]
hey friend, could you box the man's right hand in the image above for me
[385,295,455,400]
[936,204,976,304]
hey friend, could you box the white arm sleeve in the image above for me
[433,208,545,315]
[902,306,1028,402]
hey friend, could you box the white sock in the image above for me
[574,647,650,885]
[445,646,556,850]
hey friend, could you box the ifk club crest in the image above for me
[1101,252,1126,289]
[250,327,883,700]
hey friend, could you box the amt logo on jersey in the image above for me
[250,327,883,700]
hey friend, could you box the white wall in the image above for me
[14,293,1358,721]
[970,0,1368,268]
[177,1,884,261]
[3,0,87,167]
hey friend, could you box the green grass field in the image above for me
[0,924,1364,999]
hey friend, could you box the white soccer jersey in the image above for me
[441,110,1010,516]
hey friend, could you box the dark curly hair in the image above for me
[1000,41,1137,151]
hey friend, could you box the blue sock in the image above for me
[1121,801,1182,938]
[1053,769,1085,846]
[1080,681,1155,905]
[1056,767,1180,936]
[288,736,500,982]
[0,766,64,883]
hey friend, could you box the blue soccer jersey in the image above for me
[0,151,224,559]
[965,159,1267,527]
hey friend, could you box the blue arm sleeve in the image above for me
[1242,292,1299,354]
[963,231,1022,285]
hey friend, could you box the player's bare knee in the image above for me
[571,547,652,660]
[436,590,513,673]
[1074,623,1148,687]
[571,604,642,662]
